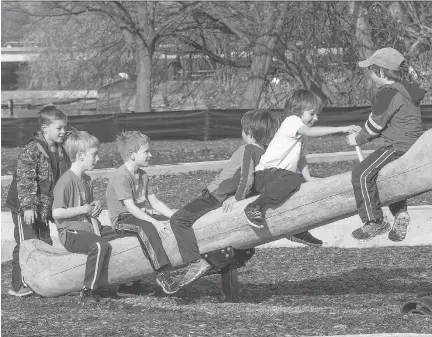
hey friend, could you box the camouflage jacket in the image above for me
[6,132,71,221]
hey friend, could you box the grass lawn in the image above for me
[1,135,385,175]
[2,247,432,336]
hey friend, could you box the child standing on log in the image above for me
[348,47,425,241]
[52,129,119,304]
[6,105,70,297]
[106,131,175,296]
[244,89,360,229]
[166,109,279,294]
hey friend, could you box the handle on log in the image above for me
[355,146,365,162]
[91,218,101,236]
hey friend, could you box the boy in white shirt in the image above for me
[244,89,360,230]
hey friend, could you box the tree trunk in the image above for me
[134,45,153,113]
[349,1,374,60]
[349,1,375,93]
[20,130,432,297]
[241,3,288,109]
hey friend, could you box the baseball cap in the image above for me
[358,47,405,71]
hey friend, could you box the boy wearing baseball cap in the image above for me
[347,47,426,241]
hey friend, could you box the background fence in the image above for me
[2,105,432,147]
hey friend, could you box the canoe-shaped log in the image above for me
[20,130,432,297]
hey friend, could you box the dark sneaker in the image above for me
[8,287,33,297]
[78,286,100,304]
[287,231,323,247]
[179,259,212,288]
[116,282,142,297]
[244,204,266,228]
[388,211,410,242]
[352,218,391,241]
[156,271,181,295]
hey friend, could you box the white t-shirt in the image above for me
[255,115,308,173]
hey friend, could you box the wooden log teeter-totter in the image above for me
[20,130,432,299]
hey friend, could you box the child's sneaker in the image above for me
[178,259,212,288]
[388,211,410,242]
[286,231,323,247]
[78,286,100,304]
[116,282,142,297]
[8,286,33,297]
[352,218,391,241]
[156,271,181,295]
[244,204,266,228]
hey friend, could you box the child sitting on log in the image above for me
[6,105,70,297]
[106,131,176,296]
[52,129,117,304]
[348,47,425,241]
[244,89,360,229]
[165,109,279,294]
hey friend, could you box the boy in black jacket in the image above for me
[6,105,70,297]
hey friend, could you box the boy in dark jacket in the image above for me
[6,105,70,297]
[348,47,425,241]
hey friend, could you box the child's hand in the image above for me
[23,209,35,225]
[346,133,358,146]
[90,200,103,218]
[153,221,172,239]
[222,196,237,213]
[83,203,93,216]
[343,125,361,134]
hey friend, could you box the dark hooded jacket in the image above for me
[355,80,425,153]
[6,132,71,221]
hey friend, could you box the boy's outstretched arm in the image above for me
[147,194,174,218]
[297,125,360,137]
[123,198,171,239]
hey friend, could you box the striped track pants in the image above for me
[114,214,170,271]
[11,212,52,292]
[352,146,407,224]
[62,226,113,290]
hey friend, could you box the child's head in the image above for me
[64,128,100,170]
[241,109,279,147]
[358,47,413,86]
[38,105,68,144]
[283,89,323,127]
[115,131,152,167]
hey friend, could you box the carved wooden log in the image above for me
[20,130,432,297]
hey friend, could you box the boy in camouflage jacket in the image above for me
[6,105,70,297]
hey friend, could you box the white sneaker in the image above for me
[8,287,33,297]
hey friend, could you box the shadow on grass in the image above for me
[164,266,432,305]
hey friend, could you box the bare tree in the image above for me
[4,1,200,112]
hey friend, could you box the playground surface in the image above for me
[2,246,431,336]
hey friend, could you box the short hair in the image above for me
[241,109,279,147]
[38,105,67,128]
[377,60,416,83]
[283,89,323,119]
[115,131,150,161]
[64,128,100,162]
